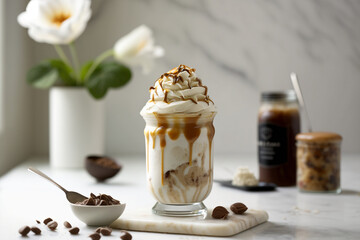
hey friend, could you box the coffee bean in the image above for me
[212,206,229,219]
[18,226,30,236]
[120,230,132,240]
[100,227,112,236]
[36,220,40,224]
[95,227,102,233]
[47,221,58,231]
[63,221,72,228]
[77,193,120,206]
[89,232,101,240]
[43,217,53,225]
[69,227,80,235]
[230,202,248,214]
[31,226,41,235]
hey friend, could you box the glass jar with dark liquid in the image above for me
[258,90,300,186]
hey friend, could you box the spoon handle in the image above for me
[290,72,313,132]
[28,167,69,194]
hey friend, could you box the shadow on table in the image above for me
[340,189,360,195]
[237,222,359,239]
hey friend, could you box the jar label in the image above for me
[258,123,287,166]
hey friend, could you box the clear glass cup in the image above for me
[142,112,216,216]
[296,132,342,193]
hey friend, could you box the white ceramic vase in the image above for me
[50,87,104,168]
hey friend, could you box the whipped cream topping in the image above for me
[141,65,216,115]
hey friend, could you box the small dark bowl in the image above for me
[85,155,122,182]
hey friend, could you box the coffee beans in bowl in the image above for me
[70,193,126,226]
[76,193,120,206]
[85,155,122,182]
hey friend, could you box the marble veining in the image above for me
[111,209,268,236]
[0,155,359,239]
[32,0,360,155]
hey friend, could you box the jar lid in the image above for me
[296,132,342,142]
[261,90,297,101]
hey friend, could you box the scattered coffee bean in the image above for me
[120,230,132,240]
[43,217,53,225]
[63,221,72,228]
[36,220,40,224]
[212,206,229,219]
[18,226,30,236]
[95,227,102,233]
[47,221,58,231]
[230,202,248,214]
[30,226,41,235]
[69,227,80,235]
[89,232,101,240]
[100,227,112,236]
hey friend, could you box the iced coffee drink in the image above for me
[140,65,216,216]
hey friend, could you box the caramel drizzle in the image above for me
[151,113,169,185]
[150,114,215,186]
[183,116,201,166]
[145,130,150,172]
[180,96,197,104]
[148,65,214,105]
[164,90,169,103]
[206,120,215,174]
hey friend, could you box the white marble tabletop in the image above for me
[0,155,359,239]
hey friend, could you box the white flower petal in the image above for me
[114,25,164,74]
[17,0,91,44]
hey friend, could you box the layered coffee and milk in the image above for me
[140,65,216,204]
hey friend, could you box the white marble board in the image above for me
[111,209,268,237]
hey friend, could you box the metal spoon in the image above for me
[28,167,87,204]
[290,72,313,132]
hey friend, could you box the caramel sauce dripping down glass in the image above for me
[142,112,215,217]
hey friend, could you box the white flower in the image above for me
[17,0,91,44]
[114,25,165,74]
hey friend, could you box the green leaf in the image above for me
[80,61,94,82]
[86,61,131,99]
[27,62,58,88]
[49,59,76,86]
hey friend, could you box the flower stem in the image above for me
[54,45,71,66]
[69,42,81,84]
[84,49,114,82]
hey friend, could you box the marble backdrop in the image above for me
[32,0,360,155]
